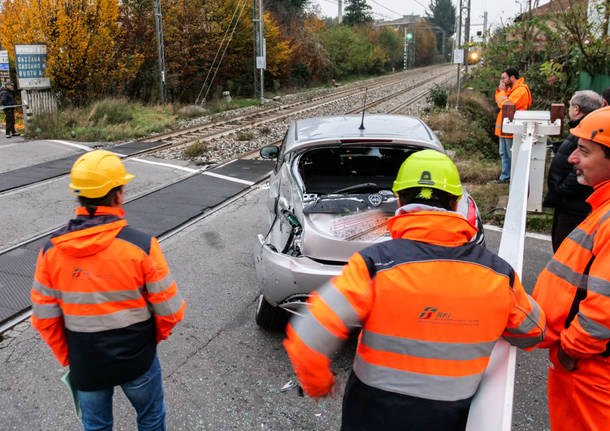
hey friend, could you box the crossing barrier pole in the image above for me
[466,103,564,430]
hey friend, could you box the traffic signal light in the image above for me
[406,32,413,40]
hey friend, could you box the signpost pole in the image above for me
[13,44,55,134]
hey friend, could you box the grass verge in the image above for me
[425,90,553,233]
[27,97,261,142]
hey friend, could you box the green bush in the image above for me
[236,131,253,141]
[427,85,448,108]
[183,141,207,158]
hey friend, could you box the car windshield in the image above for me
[298,146,415,195]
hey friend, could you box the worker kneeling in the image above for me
[284,149,545,431]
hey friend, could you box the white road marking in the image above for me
[48,139,93,151]
[483,224,551,242]
[129,157,200,173]
[203,171,254,185]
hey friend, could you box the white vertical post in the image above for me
[466,108,562,430]
[259,0,264,104]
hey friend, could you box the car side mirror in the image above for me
[260,146,279,159]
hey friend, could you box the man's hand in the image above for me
[557,344,578,371]
[311,383,339,402]
[498,81,506,91]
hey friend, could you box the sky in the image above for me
[311,0,539,37]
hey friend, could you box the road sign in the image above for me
[256,56,266,70]
[14,44,51,89]
[0,50,9,85]
[453,49,464,64]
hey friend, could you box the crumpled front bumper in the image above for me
[254,234,343,307]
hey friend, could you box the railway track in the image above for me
[129,65,455,159]
[0,64,460,333]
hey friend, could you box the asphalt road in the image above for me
[0,179,555,430]
[0,138,197,251]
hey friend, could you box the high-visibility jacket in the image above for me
[284,206,545,425]
[533,179,610,359]
[533,180,610,431]
[31,206,186,390]
[495,77,532,138]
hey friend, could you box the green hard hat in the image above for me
[392,149,463,197]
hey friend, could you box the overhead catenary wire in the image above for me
[195,0,249,105]
[368,0,403,17]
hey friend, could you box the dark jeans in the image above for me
[341,371,472,431]
[76,355,166,431]
[4,108,15,135]
[551,208,588,252]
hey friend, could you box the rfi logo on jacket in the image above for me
[418,307,437,319]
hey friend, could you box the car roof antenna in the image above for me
[359,88,368,130]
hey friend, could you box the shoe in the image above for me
[488,178,510,184]
[11,132,20,136]
[5,135,11,139]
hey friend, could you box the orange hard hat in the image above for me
[570,106,610,147]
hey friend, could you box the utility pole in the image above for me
[253,0,259,99]
[483,11,488,42]
[403,27,407,70]
[258,0,264,104]
[338,0,343,24]
[464,0,471,74]
[153,0,166,104]
[456,0,463,108]
[253,0,264,102]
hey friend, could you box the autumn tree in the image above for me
[118,0,157,102]
[343,0,373,26]
[266,0,310,26]
[373,27,403,71]
[426,0,455,57]
[0,0,142,104]
[415,21,437,66]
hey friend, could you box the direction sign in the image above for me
[14,44,51,89]
[0,50,9,85]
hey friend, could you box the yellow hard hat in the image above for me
[392,149,462,197]
[70,150,134,198]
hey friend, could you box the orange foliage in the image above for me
[0,0,142,104]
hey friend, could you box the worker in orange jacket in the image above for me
[31,150,186,431]
[284,149,545,431]
[533,106,610,431]
[490,67,532,183]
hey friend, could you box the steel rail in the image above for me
[0,66,455,334]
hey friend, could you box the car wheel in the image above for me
[255,294,288,331]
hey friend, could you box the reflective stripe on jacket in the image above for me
[533,180,610,361]
[284,208,545,402]
[31,206,186,389]
[495,77,532,137]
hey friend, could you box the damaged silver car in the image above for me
[254,114,484,330]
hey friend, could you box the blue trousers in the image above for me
[498,137,513,181]
[76,355,166,431]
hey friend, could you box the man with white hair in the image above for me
[543,90,603,250]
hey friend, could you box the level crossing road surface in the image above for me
[0,136,553,430]
[0,184,554,429]
[0,137,273,325]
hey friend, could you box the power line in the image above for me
[368,0,403,17]
[196,0,249,104]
